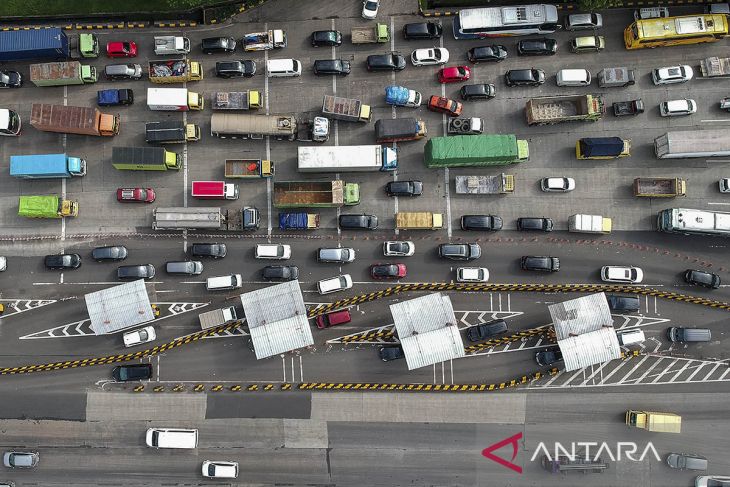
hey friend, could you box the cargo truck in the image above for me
[145,121,201,144]
[699,56,730,78]
[112,147,181,171]
[455,174,514,194]
[152,207,259,230]
[626,410,681,433]
[224,159,274,178]
[385,85,422,108]
[322,95,371,123]
[10,153,86,179]
[425,135,530,168]
[210,113,328,141]
[447,117,483,135]
[0,29,97,61]
[212,91,261,110]
[18,195,78,218]
[654,130,730,159]
[199,306,237,330]
[0,109,21,136]
[30,103,119,137]
[273,180,360,208]
[97,89,133,107]
[568,214,612,234]
[243,30,287,51]
[279,212,320,230]
[69,33,99,59]
[30,61,97,86]
[148,59,203,83]
[525,94,605,126]
[147,88,204,111]
[374,118,426,143]
[395,212,443,230]
[191,181,239,200]
[297,145,397,172]
[576,137,631,159]
[154,36,191,56]
[633,178,686,197]
[351,23,390,43]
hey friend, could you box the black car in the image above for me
[460,83,496,101]
[517,217,554,232]
[536,348,563,367]
[117,264,155,280]
[44,253,81,270]
[517,38,558,56]
[467,45,507,63]
[339,214,378,230]
[92,245,128,262]
[0,70,22,88]
[112,363,153,381]
[370,263,406,279]
[313,59,351,76]
[403,22,442,40]
[379,345,406,362]
[366,53,406,72]
[201,37,236,54]
[606,294,640,312]
[520,256,560,272]
[505,69,545,87]
[215,60,255,78]
[466,319,508,342]
[385,180,422,197]
[311,30,342,47]
[461,214,503,231]
[684,269,721,289]
[261,265,299,281]
[191,243,227,259]
[438,243,481,261]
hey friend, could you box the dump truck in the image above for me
[273,181,360,208]
[147,88,204,111]
[626,410,681,433]
[97,89,133,107]
[395,212,443,230]
[322,95,371,123]
[447,117,483,135]
[633,178,686,197]
[191,181,239,200]
[297,145,397,172]
[699,56,730,78]
[425,135,530,168]
[210,113,328,141]
[30,61,97,86]
[212,91,261,110]
[10,153,86,179]
[279,212,320,230]
[576,137,631,159]
[30,104,119,137]
[568,214,612,234]
[112,147,181,171]
[525,94,605,126]
[455,174,514,194]
[351,23,390,43]
[654,130,730,159]
[224,159,274,178]
[18,195,78,218]
[375,118,427,143]
[0,29,97,61]
[199,306,237,330]
[154,36,191,56]
[152,207,259,231]
[243,29,287,51]
[145,121,200,144]
[385,85,422,108]
[148,58,203,83]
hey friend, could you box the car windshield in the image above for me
[138,330,149,341]
[365,0,378,7]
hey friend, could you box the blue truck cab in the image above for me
[97,89,134,106]
[10,153,86,178]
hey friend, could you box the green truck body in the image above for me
[424,135,529,168]
[18,195,78,218]
[112,147,181,171]
[273,180,360,208]
[30,61,97,86]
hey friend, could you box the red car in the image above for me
[428,95,463,117]
[116,187,155,203]
[437,65,471,83]
[106,41,137,58]
[315,309,352,329]
[370,263,407,280]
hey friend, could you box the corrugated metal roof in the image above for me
[86,280,154,335]
[550,293,613,340]
[240,281,313,360]
[559,328,621,372]
[390,294,465,370]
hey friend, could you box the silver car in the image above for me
[3,451,39,469]
[564,13,603,30]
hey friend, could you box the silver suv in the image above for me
[317,247,355,263]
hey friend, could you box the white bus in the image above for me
[657,208,730,236]
[453,4,560,40]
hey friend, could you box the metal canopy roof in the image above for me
[559,328,621,372]
[86,280,154,335]
[241,280,313,360]
[549,293,613,340]
[390,293,465,370]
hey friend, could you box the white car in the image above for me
[456,267,489,283]
[410,48,449,66]
[122,325,156,348]
[601,266,644,284]
[720,178,730,193]
[383,241,415,257]
[696,476,730,487]
[652,65,693,85]
[317,274,353,295]
[362,0,379,19]
[0,256,6,271]
[202,460,239,479]
[540,177,575,192]
[660,99,696,117]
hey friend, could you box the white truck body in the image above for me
[654,130,730,159]
[154,36,191,55]
[297,145,393,172]
[568,214,612,233]
[199,306,237,330]
[147,88,198,111]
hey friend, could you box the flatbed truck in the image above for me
[212,91,261,110]
[322,95,371,123]
[525,94,604,125]
[30,103,119,137]
[199,306,237,330]
[273,180,360,208]
[455,174,514,194]
[633,178,686,197]
[224,159,274,178]
[351,24,390,43]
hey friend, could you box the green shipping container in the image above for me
[424,134,529,168]
[18,195,61,218]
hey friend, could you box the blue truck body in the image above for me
[97,89,134,106]
[279,212,320,230]
[10,153,86,179]
[0,28,69,62]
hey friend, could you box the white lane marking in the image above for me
[264,23,272,237]
[616,355,650,384]
[33,281,164,285]
[650,358,680,384]
[625,356,665,384]
[700,362,722,381]
[701,120,730,123]
[707,202,730,205]
[667,359,692,382]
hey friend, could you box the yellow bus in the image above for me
[624,14,728,49]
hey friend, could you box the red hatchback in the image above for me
[117,187,155,203]
[370,263,407,280]
[106,41,138,58]
[437,66,470,83]
[428,95,463,117]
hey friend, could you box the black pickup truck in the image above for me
[612,99,644,117]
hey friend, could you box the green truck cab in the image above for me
[112,147,181,171]
[18,195,78,218]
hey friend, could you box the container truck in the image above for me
[351,24,390,43]
[145,121,200,144]
[152,207,259,230]
[633,178,686,197]
[297,145,397,172]
[30,103,119,137]
[525,94,605,126]
[322,95,371,123]
[568,214,612,234]
[0,30,98,61]
[199,306,237,330]
[447,117,483,135]
[97,89,133,107]
[30,61,97,86]
[699,56,730,78]
[191,181,239,200]
[147,88,204,111]
[654,130,730,159]
[385,85,422,108]
[224,159,274,178]
[211,113,328,141]
[454,174,514,194]
[154,36,191,56]
[374,118,426,143]
[273,180,360,208]
[243,29,287,51]
[395,212,443,230]
[279,212,320,230]
[0,109,21,136]
[112,147,181,171]
[18,195,78,218]
[212,91,261,110]
[10,153,86,179]
[424,135,529,168]
[576,137,631,159]
[148,59,203,83]
[625,410,681,433]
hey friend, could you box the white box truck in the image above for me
[147,88,203,111]
[297,145,397,172]
[568,214,612,234]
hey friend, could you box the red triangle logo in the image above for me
[481,432,523,474]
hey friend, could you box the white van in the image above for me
[317,274,353,295]
[206,274,243,291]
[266,59,301,77]
[556,69,591,87]
[255,243,291,260]
[617,329,645,347]
[146,428,198,449]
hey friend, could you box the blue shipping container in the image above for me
[10,153,86,178]
[0,28,69,62]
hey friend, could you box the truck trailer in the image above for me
[152,207,259,231]
[425,135,529,168]
[351,24,390,43]
[279,212,320,230]
[30,103,119,137]
[145,121,200,144]
[454,174,514,194]
[30,61,97,86]
[212,91,261,110]
[147,88,204,111]
[374,118,426,143]
[10,153,86,179]
[224,159,274,178]
[525,94,604,125]
[148,59,203,83]
[199,306,237,330]
[568,214,612,234]
[395,212,443,230]
[633,178,686,197]
[191,181,239,200]
[154,36,191,56]
[112,147,181,171]
[273,180,360,208]
[654,130,730,159]
[576,137,631,159]
[243,30,287,51]
[626,410,681,433]
[297,145,397,172]
[322,95,371,123]
[210,113,328,141]
[18,195,78,218]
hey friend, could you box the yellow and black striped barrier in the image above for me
[465,325,555,354]
[341,328,396,342]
